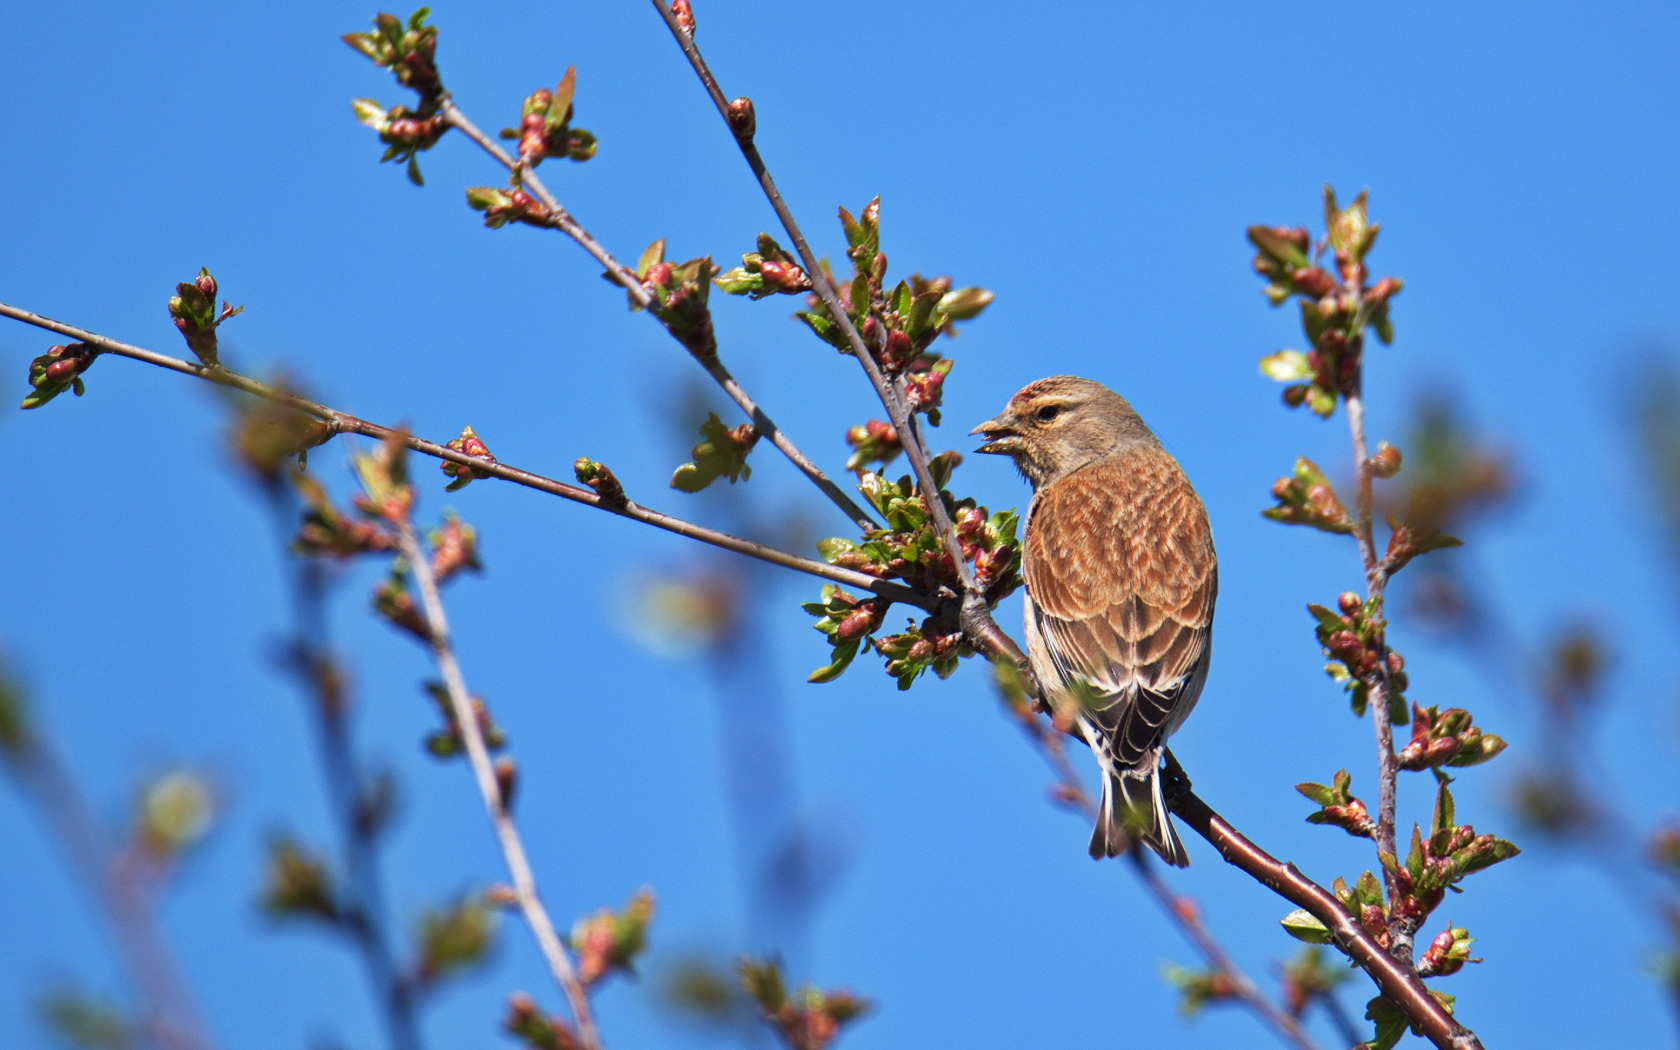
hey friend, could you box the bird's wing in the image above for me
[1024,449,1218,769]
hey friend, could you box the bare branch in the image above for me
[391,517,602,1050]
[437,97,879,534]
[0,302,929,611]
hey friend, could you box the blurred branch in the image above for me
[436,97,878,534]
[0,695,213,1050]
[644,0,1026,674]
[390,518,602,1050]
[269,507,422,1050]
[1003,701,1319,1050]
[0,302,928,611]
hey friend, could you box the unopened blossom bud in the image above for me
[1282,384,1310,407]
[195,271,217,299]
[882,329,914,370]
[644,262,673,288]
[727,97,755,142]
[519,111,548,159]
[670,0,695,34]
[1316,328,1348,355]
[1367,276,1402,307]
[495,757,518,812]
[1338,592,1362,615]
[1368,441,1403,478]
[1290,267,1336,299]
[1387,651,1405,674]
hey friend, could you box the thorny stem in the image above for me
[1163,754,1482,1050]
[1345,388,1406,963]
[1011,718,1319,1050]
[0,303,927,611]
[4,742,213,1050]
[1128,851,1322,1050]
[645,0,1026,670]
[436,98,878,534]
[392,519,603,1050]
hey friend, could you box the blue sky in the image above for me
[3,2,1680,1048]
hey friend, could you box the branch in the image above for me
[271,512,422,1050]
[391,518,603,1050]
[1346,387,1405,963]
[644,0,1026,671]
[1163,754,1482,1050]
[3,736,214,1050]
[0,302,930,612]
[1128,851,1322,1050]
[436,98,878,534]
[1007,711,1317,1050]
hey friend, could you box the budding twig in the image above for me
[435,97,878,534]
[391,517,603,1050]
[644,0,1026,673]
[0,302,928,611]
[1163,754,1483,1050]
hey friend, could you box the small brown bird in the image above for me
[972,376,1217,866]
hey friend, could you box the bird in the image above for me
[971,376,1217,866]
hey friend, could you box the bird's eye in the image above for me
[1035,405,1062,423]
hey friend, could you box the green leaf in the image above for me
[1259,349,1313,381]
[637,239,666,278]
[550,66,577,131]
[1296,781,1336,807]
[1279,909,1333,943]
[406,154,424,186]
[351,98,389,129]
[938,286,993,322]
[816,537,858,562]
[713,267,762,295]
[1364,996,1407,1050]
[808,638,860,683]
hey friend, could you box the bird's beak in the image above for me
[969,416,1018,455]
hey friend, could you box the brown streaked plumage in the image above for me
[972,376,1216,866]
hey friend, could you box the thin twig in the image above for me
[1128,851,1322,1050]
[1344,387,1406,964]
[271,504,421,1050]
[436,98,878,534]
[0,302,925,610]
[644,0,1027,670]
[391,518,602,1050]
[4,741,213,1050]
[1009,715,1317,1050]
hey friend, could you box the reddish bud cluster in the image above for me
[1383,780,1519,938]
[1307,596,1406,719]
[442,424,497,491]
[423,680,506,759]
[429,512,482,584]
[293,472,396,558]
[874,616,968,690]
[1249,189,1403,417]
[738,958,869,1050]
[504,992,579,1050]
[844,419,901,474]
[22,342,98,409]
[466,185,553,229]
[1265,457,1352,534]
[573,457,627,507]
[374,574,431,641]
[1296,769,1377,839]
[500,69,597,166]
[1416,926,1477,977]
[167,265,243,366]
[1397,704,1506,771]
[569,889,654,988]
[344,11,442,100]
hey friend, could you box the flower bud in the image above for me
[1337,591,1363,616]
[1282,384,1309,407]
[1290,267,1336,299]
[727,96,755,142]
[671,0,695,34]
[1368,441,1403,478]
[644,262,673,288]
[195,270,217,300]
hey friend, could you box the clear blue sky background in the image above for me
[3,2,1679,1048]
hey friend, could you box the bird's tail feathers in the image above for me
[1089,756,1188,867]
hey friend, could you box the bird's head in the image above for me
[970,375,1158,489]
